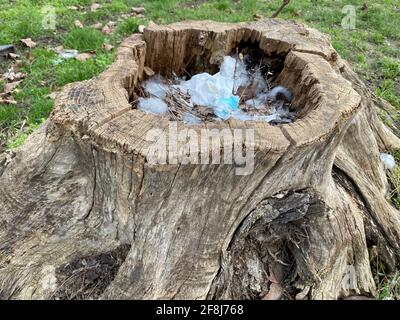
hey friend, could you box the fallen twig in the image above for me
[271,0,291,18]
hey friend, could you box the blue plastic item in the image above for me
[213,96,240,120]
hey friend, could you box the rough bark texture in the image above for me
[1,20,400,300]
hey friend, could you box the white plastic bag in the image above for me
[138,97,168,115]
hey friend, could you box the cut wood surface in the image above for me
[0,20,399,300]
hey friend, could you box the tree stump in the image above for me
[1,20,400,300]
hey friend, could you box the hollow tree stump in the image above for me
[1,20,400,300]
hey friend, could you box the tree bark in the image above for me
[1,20,400,300]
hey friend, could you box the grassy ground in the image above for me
[0,0,399,298]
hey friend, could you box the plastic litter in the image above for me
[218,56,249,92]
[229,110,280,122]
[183,112,202,125]
[245,93,269,108]
[178,72,219,106]
[138,97,168,115]
[267,85,293,102]
[59,49,78,59]
[380,153,396,170]
[178,56,248,109]
[214,96,240,120]
[251,66,268,94]
[139,54,295,124]
[143,75,168,99]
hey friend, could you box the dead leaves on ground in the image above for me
[7,53,19,60]
[143,66,154,77]
[131,7,145,15]
[0,97,17,105]
[101,21,116,34]
[1,63,26,103]
[3,68,26,82]
[292,10,302,17]
[20,38,37,48]
[0,67,26,104]
[75,52,95,61]
[92,22,103,30]
[53,46,97,61]
[102,43,114,52]
[101,24,112,35]
[90,3,102,12]
[74,20,84,28]
[3,81,21,95]
[1,35,39,105]
[46,92,58,100]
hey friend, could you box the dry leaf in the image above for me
[269,262,285,284]
[262,283,284,300]
[75,52,95,61]
[67,6,78,10]
[53,45,64,53]
[13,60,23,70]
[295,286,310,300]
[20,38,37,48]
[91,3,101,12]
[2,68,26,82]
[4,81,22,94]
[107,21,116,27]
[46,92,58,100]
[26,51,34,62]
[292,10,301,17]
[92,22,103,29]
[144,66,155,77]
[138,25,145,33]
[102,43,114,51]
[0,97,17,105]
[8,53,19,60]
[74,20,84,28]
[254,13,263,20]
[131,7,145,15]
[101,25,112,34]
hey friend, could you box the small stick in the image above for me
[19,119,26,132]
[232,48,239,94]
[271,0,291,18]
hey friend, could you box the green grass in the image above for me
[62,27,105,51]
[6,122,41,150]
[373,254,400,300]
[55,52,114,86]
[0,104,22,128]
[115,17,140,36]
[0,0,399,299]
[0,5,45,44]
[377,272,400,300]
[382,151,400,300]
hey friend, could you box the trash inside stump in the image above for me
[380,153,396,170]
[134,53,296,125]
